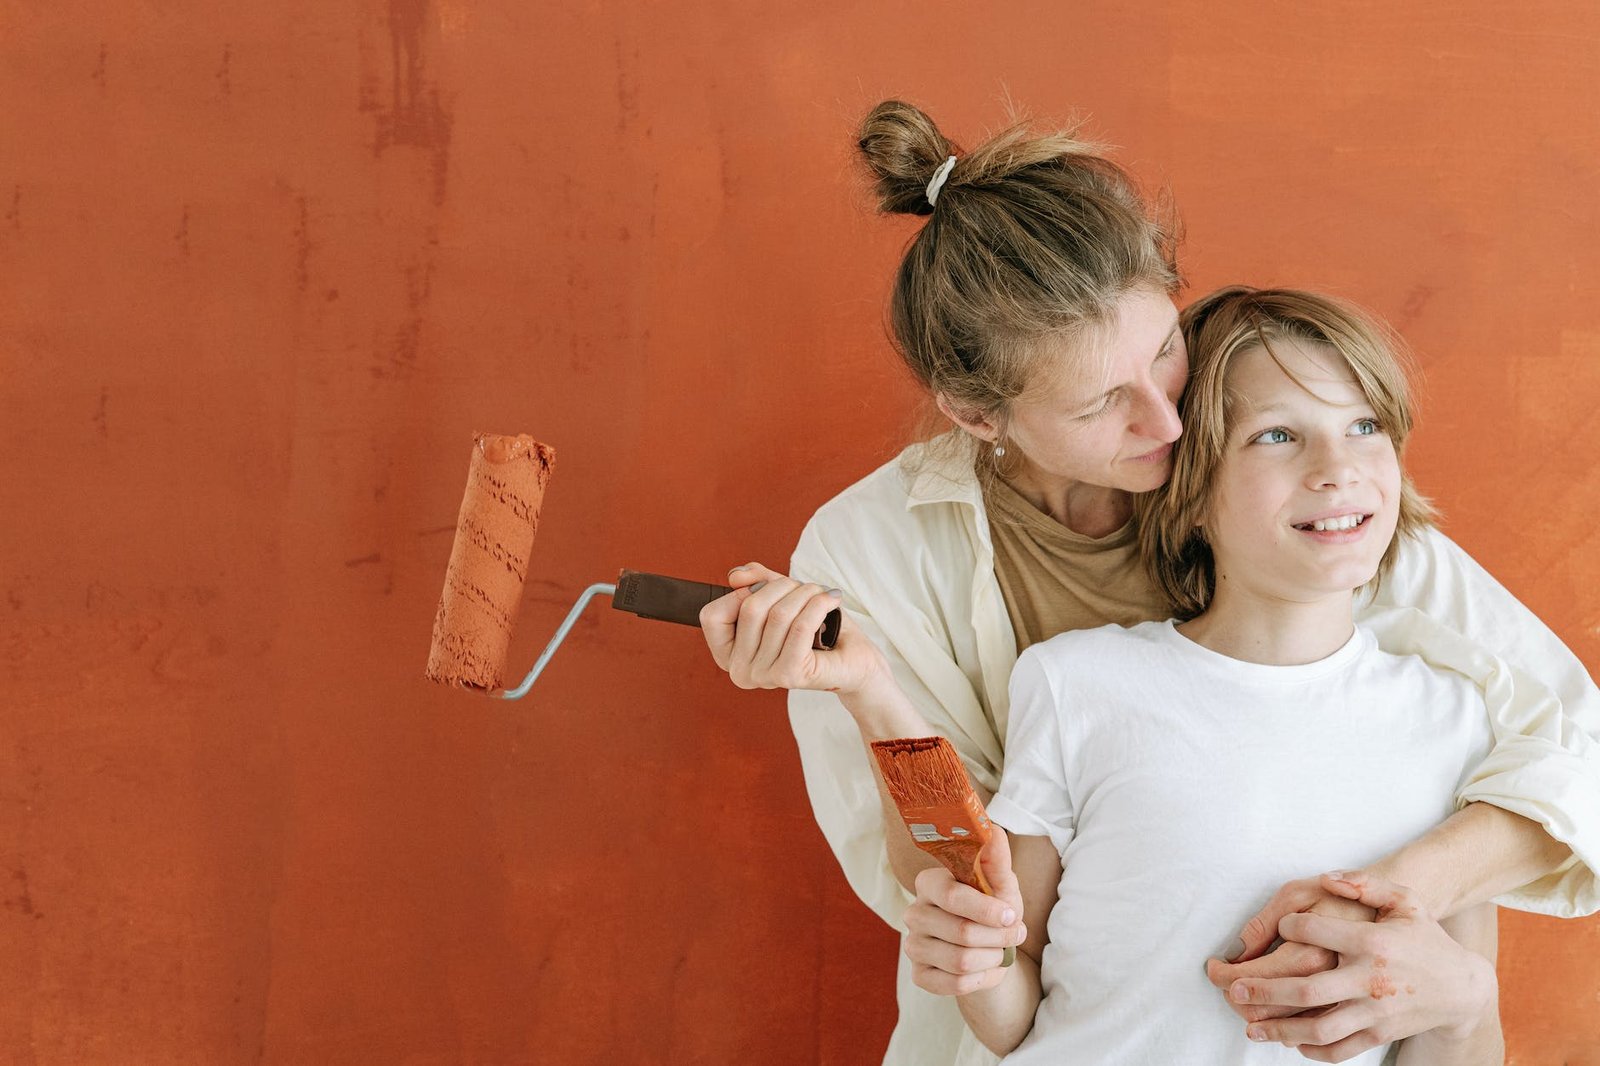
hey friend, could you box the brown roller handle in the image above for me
[610,569,841,650]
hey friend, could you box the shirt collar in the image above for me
[902,431,984,511]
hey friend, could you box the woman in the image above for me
[700,101,1599,1064]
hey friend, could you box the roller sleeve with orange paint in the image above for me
[425,432,556,690]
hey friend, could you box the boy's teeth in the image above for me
[1309,514,1364,532]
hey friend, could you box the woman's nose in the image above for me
[1132,385,1183,443]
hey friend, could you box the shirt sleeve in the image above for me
[1365,539,1600,916]
[987,647,1077,854]
[1372,529,1600,744]
[787,514,998,932]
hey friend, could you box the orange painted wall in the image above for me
[2,2,1597,1063]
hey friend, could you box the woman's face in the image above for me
[1203,341,1401,606]
[1004,287,1187,494]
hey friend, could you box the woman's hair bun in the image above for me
[856,100,958,216]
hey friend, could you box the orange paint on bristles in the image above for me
[871,736,995,895]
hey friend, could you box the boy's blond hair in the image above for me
[1137,286,1436,619]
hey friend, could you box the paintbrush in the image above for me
[871,735,1015,966]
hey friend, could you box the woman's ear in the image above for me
[935,393,1001,444]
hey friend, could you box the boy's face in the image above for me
[1202,341,1401,608]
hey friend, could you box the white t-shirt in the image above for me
[988,620,1494,1066]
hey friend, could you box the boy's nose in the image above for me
[1305,440,1361,489]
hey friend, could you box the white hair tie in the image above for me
[925,155,957,207]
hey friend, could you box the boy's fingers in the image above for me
[1243,1001,1376,1051]
[1207,940,1335,989]
[1230,878,1322,963]
[1226,968,1365,1011]
[914,867,1015,928]
[1277,912,1385,958]
[904,932,1017,978]
[1207,941,1339,1021]
[905,902,1027,949]
[977,827,1015,883]
[909,960,1008,998]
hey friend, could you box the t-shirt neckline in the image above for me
[1159,618,1369,683]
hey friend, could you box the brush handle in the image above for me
[870,735,1015,968]
[611,569,842,649]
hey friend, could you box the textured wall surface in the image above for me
[2,2,1597,1063]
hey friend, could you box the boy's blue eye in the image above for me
[1252,428,1291,445]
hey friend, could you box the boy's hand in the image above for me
[1207,875,1374,1022]
[903,830,1028,996]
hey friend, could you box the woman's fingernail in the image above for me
[1000,908,1016,925]
[1224,937,1245,962]
[1247,1027,1266,1042]
[750,581,766,592]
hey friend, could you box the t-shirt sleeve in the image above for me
[1373,528,1600,746]
[989,646,1077,854]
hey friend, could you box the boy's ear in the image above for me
[935,393,1001,444]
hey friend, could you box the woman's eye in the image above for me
[1349,418,1380,436]
[1078,395,1118,420]
[1251,427,1291,445]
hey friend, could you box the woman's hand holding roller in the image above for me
[702,562,938,891]
[700,562,889,698]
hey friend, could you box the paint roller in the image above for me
[424,432,841,698]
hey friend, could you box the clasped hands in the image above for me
[1207,871,1494,1061]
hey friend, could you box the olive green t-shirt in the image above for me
[982,474,1172,653]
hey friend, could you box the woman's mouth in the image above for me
[1129,443,1172,464]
